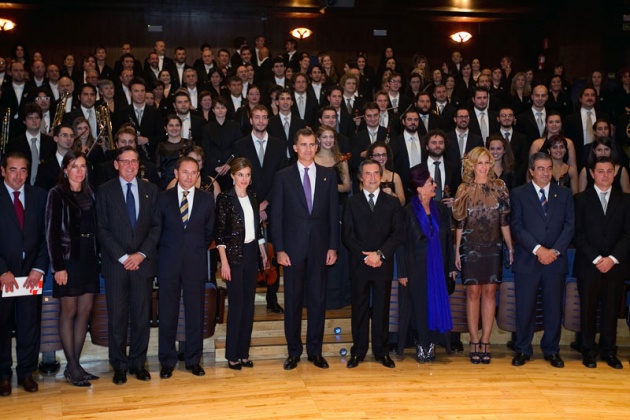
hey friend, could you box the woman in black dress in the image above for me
[46,151,100,386]
[156,115,193,189]
[486,134,516,190]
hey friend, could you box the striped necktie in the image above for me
[180,190,190,228]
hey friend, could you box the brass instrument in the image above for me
[52,91,70,130]
[1,107,10,158]
[95,104,114,150]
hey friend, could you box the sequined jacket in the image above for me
[215,188,261,265]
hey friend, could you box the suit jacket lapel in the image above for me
[1,186,23,230]
[290,164,309,213]
[546,184,559,221]
[528,183,547,220]
[228,189,245,223]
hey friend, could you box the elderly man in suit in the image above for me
[343,159,403,369]
[573,157,630,369]
[270,128,339,370]
[96,146,161,385]
[0,152,49,396]
[156,156,214,378]
[510,152,575,368]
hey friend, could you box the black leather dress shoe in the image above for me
[582,354,597,368]
[267,303,284,314]
[602,355,623,369]
[375,354,396,368]
[0,378,11,396]
[160,366,174,379]
[186,364,205,376]
[283,356,300,370]
[512,353,531,366]
[18,375,38,393]
[228,361,242,370]
[239,359,254,368]
[346,356,361,369]
[113,369,127,385]
[544,353,565,368]
[129,367,151,381]
[38,360,60,374]
[307,355,329,369]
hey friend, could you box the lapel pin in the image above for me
[323,177,327,181]
[145,194,149,198]
[554,194,557,198]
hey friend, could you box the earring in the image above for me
[64,173,68,178]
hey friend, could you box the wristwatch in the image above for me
[376,250,385,260]
[552,249,560,256]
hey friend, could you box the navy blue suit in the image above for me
[270,163,339,357]
[157,187,214,367]
[510,182,574,356]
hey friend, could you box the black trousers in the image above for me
[350,275,392,359]
[0,295,42,379]
[225,241,258,361]
[104,271,152,370]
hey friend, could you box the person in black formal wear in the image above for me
[444,107,484,165]
[0,62,33,138]
[0,152,49,396]
[283,39,300,72]
[468,87,499,143]
[270,128,339,371]
[515,85,549,146]
[343,159,403,369]
[418,129,461,203]
[307,65,327,107]
[374,90,400,140]
[316,106,351,156]
[5,103,56,185]
[94,47,114,82]
[387,73,413,117]
[351,102,387,176]
[46,150,100,386]
[391,108,424,200]
[495,106,529,187]
[326,86,356,139]
[432,84,456,132]
[172,90,205,146]
[416,91,443,136]
[157,156,214,379]
[546,76,573,121]
[291,73,318,127]
[193,47,217,90]
[215,158,267,370]
[35,124,74,191]
[267,88,306,161]
[510,152,575,368]
[487,134,518,191]
[223,76,245,120]
[96,146,161,384]
[573,157,630,369]
[113,43,144,78]
[397,166,456,363]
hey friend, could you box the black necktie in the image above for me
[434,161,443,201]
[126,183,137,229]
[368,193,375,211]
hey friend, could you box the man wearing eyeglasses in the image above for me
[445,107,484,165]
[96,145,161,385]
[386,73,412,116]
[34,124,74,191]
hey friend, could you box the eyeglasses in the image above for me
[499,113,514,118]
[117,159,139,165]
[371,153,387,158]
[35,96,50,101]
[456,115,470,119]
[389,79,401,84]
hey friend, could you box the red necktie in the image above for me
[13,191,24,229]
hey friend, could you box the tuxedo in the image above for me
[342,190,403,359]
[338,108,357,139]
[444,130,484,166]
[282,52,300,72]
[515,109,547,146]
[114,104,165,159]
[387,95,413,116]
[432,102,456,131]
[416,113,444,136]
[467,108,499,141]
[267,113,306,162]
[170,64,193,91]
[5,134,56,185]
[415,158,461,200]
[564,110,611,170]
[97,64,115,81]
[270,163,339,357]
[193,61,218,88]
[96,177,161,371]
[0,83,34,137]
[0,184,49,381]
[510,182,575,357]
[291,91,318,127]
[157,187,214,368]
[143,66,161,85]
[350,126,387,171]
[573,187,630,358]
[307,84,328,107]
[391,133,424,199]
[233,134,287,203]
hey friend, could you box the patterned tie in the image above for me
[86,108,97,138]
[283,117,290,140]
[13,191,24,229]
[257,139,265,166]
[298,95,305,119]
[585,110,594,145]
[30,138,39,185]
[126,183,137,229]
[180,190,190,228]
[370,130,377,144]
[392,97,398,108]
[600,191,608,214]
[479,111,488,141]
[303,167,312,214]
[434,161,443,201]
[379,113,386,128]
[368,193,375,211]
[536,112,544,137]
[421,114,429,131]
[458,133,465,158]
[438,104,444,115]
[540,188,548,215]
[346,98,353,114]
[136,108,143,125]
[409,136,420,167]
[504,131,511,142]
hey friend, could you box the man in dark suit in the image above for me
[222,76,245,121]
[157,156,214,378]
[193,47,217,90]
[351,102,388,173]
[391,108,424,199]
[35,124,74,191]
[270,128,339,370]
[96,146,161,384]
[495,106,529,187]
[0,62,34,138]
[233,105,287,313]
[432,84,456,132]
[114,43,144,78]
[343,159,403,369]
[307,65,327,107]
[415,91,443,136]
[291,73,318,127]
[315,107,351,156]
[510,152,575,368]
[418,129,461,201]
[172,90,205,145]
[327,86,356,139]
[230,37,248,69]
[515,85,549,146]
[282,39,300,72]
[0,152,49,396]
[62,83,98,138]
[114,78,165,160]
[564,87,610,171]
[5,103,56,185]
[340,73,367,117]
[468,87,499,142]
[143,52,161,85]
[444,107,484,166]
[170,47,192,91]
[387,73,413,117]
[573,157,630,369]
[267,89,306,161]
[374,90,400,140]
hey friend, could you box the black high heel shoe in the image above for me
[81,367,100,380]
[64,369,92,387]
[239,359,254,368]
[469,342,481,364]
[480,342,492,364]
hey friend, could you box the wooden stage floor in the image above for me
[3,345,630,419]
